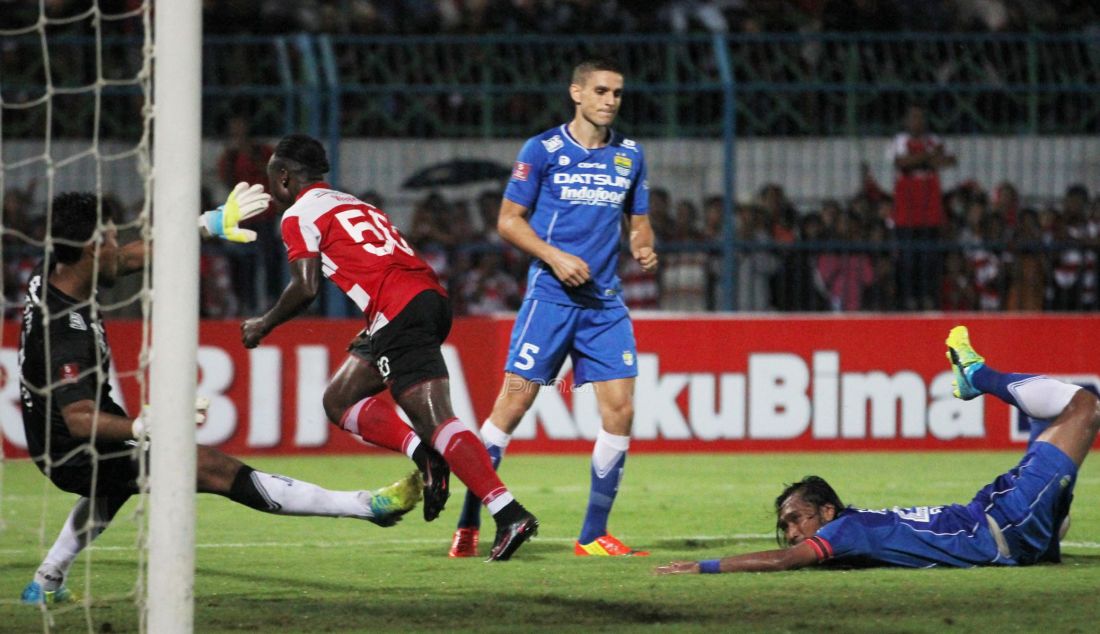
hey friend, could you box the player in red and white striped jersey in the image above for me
[279,174,444,336]
[241,134,537,561]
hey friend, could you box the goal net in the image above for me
[1,1,199,631]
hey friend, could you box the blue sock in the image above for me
[456,444,503,530]
[970,365,1041,409]
[579,452,626,544]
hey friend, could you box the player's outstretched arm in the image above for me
[60,400,144,442]
[241,257,321,348]
[199,182,271,243]
[61,397,209,441]
[655,542,819,575]
[111,183,269,276]
[497,198,590,287]
[629,214,658,272]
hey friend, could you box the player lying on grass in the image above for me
[20,190,422,605]
[657,326,1092,574]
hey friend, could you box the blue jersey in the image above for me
[503,124,649,308]
[809,442,1077,568]
[809,505,1005,569]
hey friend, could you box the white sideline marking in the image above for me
[4,535,1100,557]
[0,534,766,556]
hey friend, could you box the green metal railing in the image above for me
[3,32,1099,313]
[3,33,1098,139]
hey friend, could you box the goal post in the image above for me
[148,0,202,631]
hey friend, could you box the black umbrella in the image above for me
[402,159,512,189]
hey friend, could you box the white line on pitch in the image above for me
[4,536,1100,557]
[1,534,769,556]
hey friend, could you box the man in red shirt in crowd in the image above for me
[888,104,957,310]
[216,116,279,312]
[241,134,538,561]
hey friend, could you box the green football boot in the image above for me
[946,325,986,401]
[366,471,423,527]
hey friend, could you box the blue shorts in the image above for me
[969,442,1077,565]
[504,299,638,386]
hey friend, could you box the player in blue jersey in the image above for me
[656,325,1096,574]
[449,58,658,558]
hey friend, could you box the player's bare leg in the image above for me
[398,377,538,561]
[322,353,387,424]
[489,373,543,434]
[593,377,634,435]
[1032,390,1100,467]
[575,377,647,557]
[197,445,420,526]
[450,372,539,556]
[323,354,450,521]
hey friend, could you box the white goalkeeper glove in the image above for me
[198,182,271,243]
[131,397,211,439]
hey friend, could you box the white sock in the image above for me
[1009,377,1082,420]
[481,419,512,451]
[404,434,422,460]
[486,491,515,515]
[251,471,372,519]
[37,497,116,590]
[593,429,630,477]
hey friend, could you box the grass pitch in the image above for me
[1,452,1098,632]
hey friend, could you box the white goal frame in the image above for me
[148,0,201,631]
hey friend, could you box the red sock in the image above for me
[432,418,513,512]
[339,397,419,457]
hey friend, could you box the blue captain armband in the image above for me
[698,559,722,574]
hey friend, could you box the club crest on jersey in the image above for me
[614,155,632,177]
[512,161,531,181]
[59,363,81,383]
[541,135,564,153]
[622,351,635,367]
[68,312,87,331]
[558,155,571,166]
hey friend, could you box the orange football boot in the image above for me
[574,534,649,557]
[449,527,479,558]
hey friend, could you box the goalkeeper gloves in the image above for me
[131,397,211,439]
[198,182,271,243]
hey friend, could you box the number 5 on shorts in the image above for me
[514,343,540,371]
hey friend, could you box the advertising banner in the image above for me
[3,315,1098,457]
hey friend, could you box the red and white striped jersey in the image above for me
[281,183,446,334]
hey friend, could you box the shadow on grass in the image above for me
[397,539,559,560]
[651,537,749,551]
[191,593,698,631]
[1060,553,1100,563]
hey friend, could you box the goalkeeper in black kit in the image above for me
[18,187,422,605]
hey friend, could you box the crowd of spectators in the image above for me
[208,0,1100,36]
[4,176,1098,319]
[4,1,1098,35]
[642,178,1100,314]
[194,171,1099,316]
